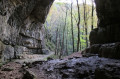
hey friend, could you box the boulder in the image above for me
[98,43,120,59]
[83,43,120,59]
[2,45,14,62]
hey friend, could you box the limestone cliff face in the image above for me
[0,0,54,61]
[90,0,120,45]
[88,0,120,59]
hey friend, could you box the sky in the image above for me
[55,0,92,5]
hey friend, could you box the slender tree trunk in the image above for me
[66,23,68,55]
[91,0,94,30]
[76,0,81,52]
[81,25,84,49]
[57,29,60,55]
[66,35,68,55]
[55,28,58,55]
[59,25,62,59]
[61,10,68,57]
[83,0,88,47]
[71,2,75,53]
[85,27,88,47]
[59,32,62,59]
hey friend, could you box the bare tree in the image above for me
[71,1,75,52]
[55,28,58,55]
[60,9,68,58]
[76,0,81,51]
[91,0,94,30]
[66,23,68,55]
[83,0,88,47]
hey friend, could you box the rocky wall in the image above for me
[0,0,54,62]
[90,0,120,45]
[89,0,120,59]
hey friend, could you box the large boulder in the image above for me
[1,45,14,62]
[84,43,120,59]
[98,43,120,59]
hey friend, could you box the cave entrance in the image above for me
[44,0,98,58]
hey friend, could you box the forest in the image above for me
[0,0,120,79]
[45,0,97,58]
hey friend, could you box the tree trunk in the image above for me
[66,23,68,55]
[55,28,58,55]
[83,0,88,48]
[91,0,94,30]
[76,0,81,52]
[61,9,68,57]
[71,2,75,53]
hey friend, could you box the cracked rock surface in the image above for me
[30,56,120,79]
[0,0,54,61]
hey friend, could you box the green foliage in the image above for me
[56,2,65,6]
[45,1,98,54]
[45,39,55,51]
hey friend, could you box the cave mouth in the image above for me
[0,0,120,79]
[0,0,119,64]
[44,0,98,57]
[0,0,98,62]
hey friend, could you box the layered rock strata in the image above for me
[89,0,120,59]
[0,0,54,62]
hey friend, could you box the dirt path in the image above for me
[0,52,55,79]
[0,62,24,79]
[0,52,82,79]
[15,52,54,64]
[63,51,82,60]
